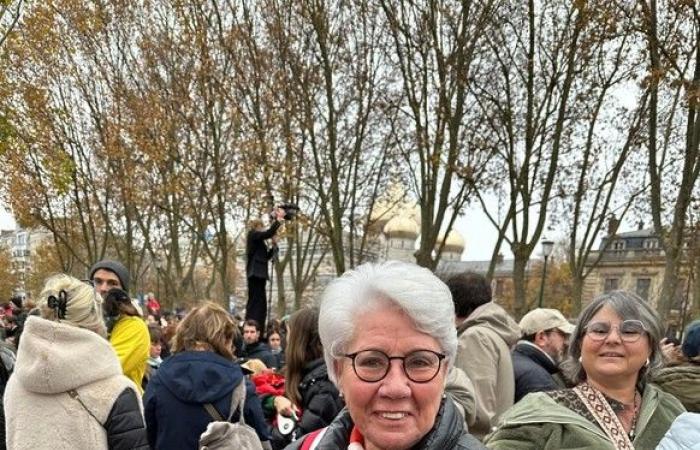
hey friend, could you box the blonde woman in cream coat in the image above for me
[4,274,148,450]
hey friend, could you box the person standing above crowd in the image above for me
[485,290,685,449]
[246,207,285,333]
[4,274,148,450]
[144,301,270,449]
[286,261,486,450]
[447,272,520,439]
[90,259,150,393]
[653,320,700,412]
[512,308,575,402]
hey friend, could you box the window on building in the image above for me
[643,239,658,249]
[612,240,625,250]
[604,278,619,292]
[636,278,651,301]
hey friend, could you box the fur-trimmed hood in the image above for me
[14,316,122,394]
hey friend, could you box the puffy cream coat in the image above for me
[4,316,140,449]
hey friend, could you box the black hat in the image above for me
[89,260,130,292]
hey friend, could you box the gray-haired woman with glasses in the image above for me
[284,261,485,450]
[485,290,685,450]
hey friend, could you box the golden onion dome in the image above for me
[435,230,466,253]
[383,216,419,239]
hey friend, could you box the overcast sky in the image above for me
[0,201,516,261]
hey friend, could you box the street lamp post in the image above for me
[537,238,555,308]
[155,257,162,302]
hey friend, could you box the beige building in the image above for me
[582,226,690,321]
[0,228,52,298]
[583,228,665,305]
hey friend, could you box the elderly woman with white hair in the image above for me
[4,274,148,450]
[485,290,685,450]
[285,261,486,450]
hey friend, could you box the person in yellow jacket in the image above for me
[90,260,150,394]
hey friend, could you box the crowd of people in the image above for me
[0,257,698,449]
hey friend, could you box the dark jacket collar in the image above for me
[313,396,485,449]
[514,341,559,374]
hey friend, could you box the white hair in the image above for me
[39,274,107,338]
[319,260,457,384]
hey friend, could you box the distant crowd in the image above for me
[0,258,698,450]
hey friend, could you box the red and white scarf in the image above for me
[300,426,364,450]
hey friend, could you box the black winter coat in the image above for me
[511,341,561,403]
[272,359,344,450]
[246,221,281,279]
[283,396,486,450]
[241,341,280,370]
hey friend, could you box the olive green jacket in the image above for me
[484,384,685,450]
[652,364,700,412]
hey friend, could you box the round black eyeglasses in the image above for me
[342,349,446,383]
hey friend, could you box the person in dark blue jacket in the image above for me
[512,308,575,403]
[144,301,270,449]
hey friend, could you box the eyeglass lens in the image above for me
[586,320,646,342]
[351,349,443,383]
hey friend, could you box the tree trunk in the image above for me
[512,247,530,318]
[657,244,682,326]
[571,274,584,317]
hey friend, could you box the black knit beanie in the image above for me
[89,260,130,293]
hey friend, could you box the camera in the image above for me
[277,203,300,220]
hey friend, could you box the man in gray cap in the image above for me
[89,260,150,394]
[512,308,575,403]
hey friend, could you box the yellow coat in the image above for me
[110,315,150,394]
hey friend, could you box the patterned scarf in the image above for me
[573,383,635,450]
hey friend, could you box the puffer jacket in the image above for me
[652,363,700,412]
[4,316,148,450]
[455,302,521,438]
[144,350,270,450]
[656,412,700,450]
[271,358,344,449]
[284,396,486,449]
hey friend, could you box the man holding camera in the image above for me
[246,207,285,335]
[90,259,150,394]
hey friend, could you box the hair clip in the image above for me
[47,289,68,320]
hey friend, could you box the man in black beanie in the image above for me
[89,259,149,394]
[90,260,131,296]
